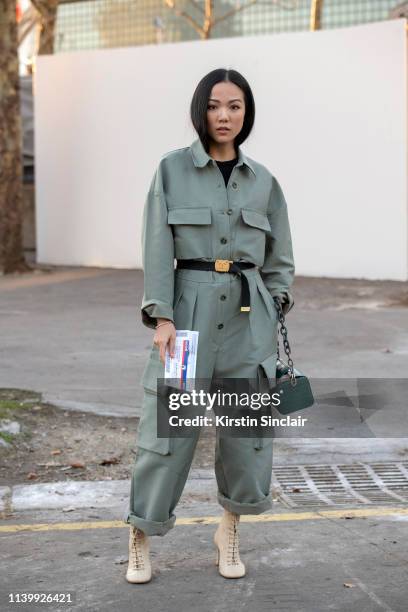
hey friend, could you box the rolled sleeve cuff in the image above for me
[268,290,295,315]
[141,301,174,329]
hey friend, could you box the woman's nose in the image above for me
[218,109,230,120]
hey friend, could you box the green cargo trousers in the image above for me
[124,266,279,536]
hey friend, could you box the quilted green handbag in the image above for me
[272,297,315,415]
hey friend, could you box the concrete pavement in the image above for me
[1,265,407,463]
[1,265,408,611]
[1,265,408,419]
[1,503,408,612]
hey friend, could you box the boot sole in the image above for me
[126,573,152,584]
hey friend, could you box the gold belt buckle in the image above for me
[215,259,233,272]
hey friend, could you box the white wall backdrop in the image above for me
[34,18,407,280]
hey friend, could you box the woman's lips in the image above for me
[217,128,230,132]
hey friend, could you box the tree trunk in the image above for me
[0,1,29,274]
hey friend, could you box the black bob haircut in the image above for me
[190,68,255,154]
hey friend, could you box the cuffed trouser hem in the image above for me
[124,511,177,536]
[217,491,273,515]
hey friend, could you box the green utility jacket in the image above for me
[141,137,295,329]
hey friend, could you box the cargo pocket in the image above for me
[237,208,271,264]
[168,206,213,259]
[137,347,172,455]
[253,352,278,450]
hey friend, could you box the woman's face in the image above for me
[206,81,246,147]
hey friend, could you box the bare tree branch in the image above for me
[212,0,258,27]
[310,0,324,30]
[164,0,260,39]
[187,0,205,15]
[164,0,204,37]
[18,5,41,47]
[30,0,58,54]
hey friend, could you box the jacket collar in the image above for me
[190,137,256,177]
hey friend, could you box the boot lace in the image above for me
[227,514,241,566]
[130,527,145,570]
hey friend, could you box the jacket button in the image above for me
[226,209,233,215]
[217,323,224,329]
[220,294,227,301]
[220,237,228,244]
[231,182,238,189]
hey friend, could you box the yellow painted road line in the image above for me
[0,506,407,534]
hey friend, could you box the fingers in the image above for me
[159,343,166,366]
[169,330,176,359]
[153,323,176,366]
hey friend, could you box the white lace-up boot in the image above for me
[126,526,152,583]
[214,509,246,578]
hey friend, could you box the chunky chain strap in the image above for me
[273,297,297,387]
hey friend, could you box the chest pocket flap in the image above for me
[168,207,212,225]
[241,208,271,232]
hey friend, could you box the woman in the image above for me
[124,68,295,583]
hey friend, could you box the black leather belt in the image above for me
[176,259,256,312]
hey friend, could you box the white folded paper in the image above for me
[164,330,199,391]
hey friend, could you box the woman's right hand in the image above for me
[153,319,176,365]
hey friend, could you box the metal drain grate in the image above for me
[272,461,408,508]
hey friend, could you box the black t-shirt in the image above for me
[216,157,238,187]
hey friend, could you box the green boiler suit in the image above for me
[124,137,295,536]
